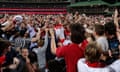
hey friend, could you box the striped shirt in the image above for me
[14,37,31,49]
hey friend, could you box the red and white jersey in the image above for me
[54,24,65,42]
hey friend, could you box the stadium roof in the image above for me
[69,0,109,7]
[111,2,120,6]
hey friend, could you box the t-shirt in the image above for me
[54,24,65,40]
[14,37,31,49]
[77,58,120,72]
[0,55,6,65]
[0,55,6,70]
[56,40,88,72]
[96,36,109,52]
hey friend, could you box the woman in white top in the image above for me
[77,41,120,72]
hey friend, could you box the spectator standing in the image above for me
[8,48,38,72]
[50,23,88,72]
[0,39,11,72]
[93,24,109,52]
[77,41,120,72]
[33,28,48,72]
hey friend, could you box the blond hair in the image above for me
[85,41,103,63]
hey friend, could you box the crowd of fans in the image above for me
[0,8,120,72]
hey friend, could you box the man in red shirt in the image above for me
[50,23,88,72]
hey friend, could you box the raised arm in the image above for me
[31,28,41,42]
[114,9,120,53]
[1,20,14,32]
[50,29,57,54]
[114,9,119,28]
[114,9,120,41]
[41,28,49,50]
